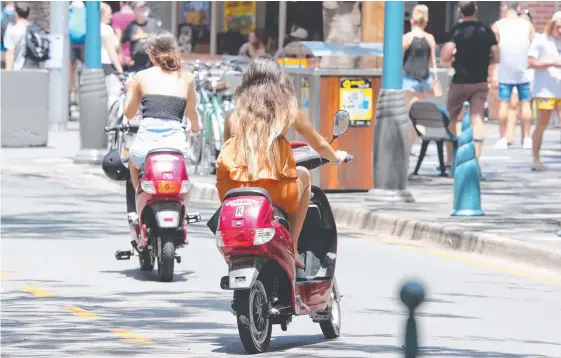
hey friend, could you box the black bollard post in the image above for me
[400,281,425,358]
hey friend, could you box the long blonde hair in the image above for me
[232,55,298,180]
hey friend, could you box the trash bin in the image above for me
[282,42,385,191]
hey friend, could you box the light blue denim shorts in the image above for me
[403,75,433,93]
[129,117,189,168]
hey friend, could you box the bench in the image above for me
[409,101,458,177]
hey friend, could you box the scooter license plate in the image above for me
[229,267,259,290]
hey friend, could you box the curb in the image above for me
[188,182,561,272]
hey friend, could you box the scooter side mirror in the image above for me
[331,110,350,143]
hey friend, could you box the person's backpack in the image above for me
[68,5,86,43]
[25,24,50,61]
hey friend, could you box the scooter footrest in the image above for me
[115,250,133,260]
[186,212,202,224]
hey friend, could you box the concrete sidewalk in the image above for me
[3,122,561,270]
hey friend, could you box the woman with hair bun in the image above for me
[123,30,201,202]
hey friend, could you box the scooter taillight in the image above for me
[216,228,275,248]
[141,180,190,195]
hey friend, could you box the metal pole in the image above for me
[85,2,101,69]
[74,1,109,165]
[171,1,178,36]
[48,1,70,132]
[278,1,287,54]
[381,2,404,90]
[210,1,218,55]
[369,1,414,203]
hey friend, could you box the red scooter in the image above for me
[207,110,352,353]
[105,124,201,282]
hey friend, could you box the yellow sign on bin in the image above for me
[339,78,373,127]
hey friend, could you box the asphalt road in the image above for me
[1,169,561,358]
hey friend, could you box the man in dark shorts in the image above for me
[121,1,161,72]
[441,1,500,168]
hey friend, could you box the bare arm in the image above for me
[293,110,338,163]
[4,25,15,70]
[4,49,14,70]
[402,33,411,53]
[102,34,124,73]
[427,34,438,78]
[123,76,141,119]
[490,45,500,65]
[184,74,200,132]
[224,111,234,141]
[491,23,500,44]
[529,23,535,41]
[440,42,455,66]
[528,56,557,69]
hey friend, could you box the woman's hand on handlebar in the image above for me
[331,150,353,165]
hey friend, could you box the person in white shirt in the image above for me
[492,2,535,150]
[528,11,561,171]
[101,2,125,124]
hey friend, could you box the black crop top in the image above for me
[141,94,186,122]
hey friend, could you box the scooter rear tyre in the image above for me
[235,280,272,353]
[319,278,341,339]
[157,240,175,282]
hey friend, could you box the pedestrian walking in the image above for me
[492,1,535,150]
[401,4,440,155]
[440,1,500,170]
[3,3,45,71]
[112,1,135,70]
[528,11,561,171]
[120,1,161,72]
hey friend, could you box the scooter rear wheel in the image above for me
[320,278,341,339]
[235,279,272,353]
[157,240,175,282]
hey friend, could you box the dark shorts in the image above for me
[447,82,489,122]
[70,42,84,62]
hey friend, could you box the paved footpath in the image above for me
[2,144,561,357]
[2,122,561,270]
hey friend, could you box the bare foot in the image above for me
[532,163,548,172]
[295,254,305,269]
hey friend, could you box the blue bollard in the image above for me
[451,102,484,216]
[400,281,425,358]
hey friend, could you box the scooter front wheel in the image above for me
[235,279,272,353]
[320,278,341,339]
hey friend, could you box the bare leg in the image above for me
[471,113,485,160]
[129,163,140,190]
[289,167,311,269]
[519,100,533,145]
[445,115,459,167]
[404,90,420,152]
[497,100,509,139]
[532,109,552,170]
[506,94,519,144]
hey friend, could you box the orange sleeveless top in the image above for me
[215,136,300,214]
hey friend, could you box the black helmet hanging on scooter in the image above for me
[102,148,130,181]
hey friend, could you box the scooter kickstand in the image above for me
[174,254,181,263]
